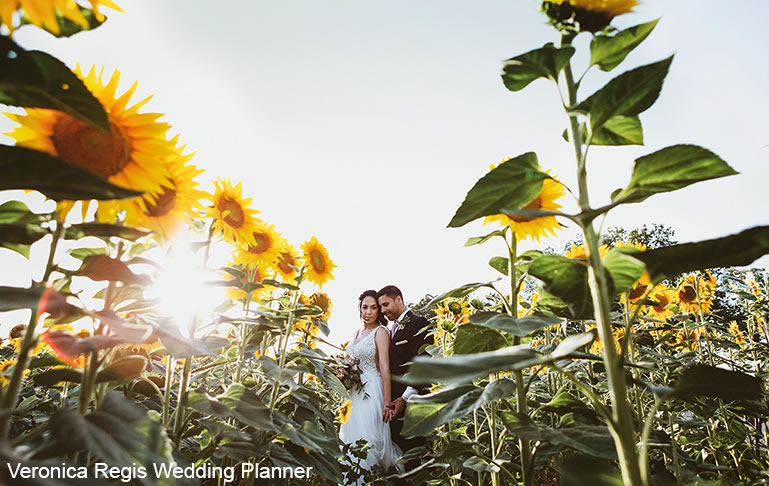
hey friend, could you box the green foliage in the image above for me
[501,43,575,91]
[590,19,660,72]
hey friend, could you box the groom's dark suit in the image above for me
[388,310,432,467]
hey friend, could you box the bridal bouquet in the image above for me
[330,354,365,395]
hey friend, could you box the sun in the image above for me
[205,178,260,246]
[483,165,566,243]
[5,66,176,221]
[301,236,336,288]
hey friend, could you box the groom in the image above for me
[377,285,432,476]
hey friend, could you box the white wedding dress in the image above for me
[339,325,403,484]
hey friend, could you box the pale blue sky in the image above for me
[1,1,767,344]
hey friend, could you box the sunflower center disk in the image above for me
[146,185,177,217]
[218,198,245,227]
[509,197,542,223]
[679,286,696,304]
[311,250,326,272]
[52,116,132,177]
[249,234,270,254]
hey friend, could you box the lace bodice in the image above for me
[348,326,384,376]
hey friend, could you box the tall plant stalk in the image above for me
[561,33,644,486]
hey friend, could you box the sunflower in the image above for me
[645,285,674,321]
[620,272,652,307]
[236,222,283,270]
[301,236,336,288]
[126,141,206,242]
[206,178,260,246]
[542,0,639,33]
[0,359,14,386]
[224,264,273,303]
[728,321,746,346]
[0,0,122,35]
[483,165,565,243]
[565,244,609,260]
[275,243,300,283]
[435,298,470,324]
[309,292,333,321]
[337,400,352,424]
[669,326,707,352]
[676,272,715,315]
[5,66,176,221]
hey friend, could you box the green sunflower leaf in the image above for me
[590,19,660,72]
[64,222,149,241]
[403,379,515,437]
[464,227,508,247]
[0,285,44,312]
[602,248,646,294]
[469,311,561,337]
[425,280,500,309]
[612,144,737,203]
[488,256,509,275]
[19,4,106,38]
[501,43,576,92]
[0,36,109,131]
[528,255,594,319]
[631,225,769,284]
[0,146,143,201]
[672,364,762,401]
[577,56,672,133]
[448,152,547,228]
[453,324,508,354]
[0,224,49,258]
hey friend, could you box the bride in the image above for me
[339,290,403,483]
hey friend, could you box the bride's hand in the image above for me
[382,402,393,422]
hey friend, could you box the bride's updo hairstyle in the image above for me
[359,289,387,327]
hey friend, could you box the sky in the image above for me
[1,1,768,346]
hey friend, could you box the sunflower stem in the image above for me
[561,32,644,486]
[0,221,64,439]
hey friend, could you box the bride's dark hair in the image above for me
[359,289,387,327]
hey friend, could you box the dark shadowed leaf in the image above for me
[557,455,623,486]
[187,383,274,431]
[469,311,561,337]
[448,152,547,228]
[0,146,143,201]
[590,19,659,72]
[0,36,109,130]
[672,364,762,402]
[631,226,769,284]
[33,367,84,386]
[74,254,151,285]
[577,56,672,132]
[612,144,737,203]
[404,379,515,436]
[501,43,575,91]
[453,324,508,354]
[0,223,48,258]
[0,285,44,311]
[96,355,148,383]
[64,222,150,241]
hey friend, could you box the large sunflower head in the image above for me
[309,292,333,321]
[542,0,639,33]
[645,285,674,322]
[275,243,300,283]
[676,273,714,315]
[5,66,176,221]
[337,400,352,424]
[483,165,566,243]
[205,178,260,246]
[235,222,283,270]
[124,141,206,242]
[301,236,336,288]
[0,0,123,35]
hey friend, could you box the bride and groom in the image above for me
[339,285,432,485]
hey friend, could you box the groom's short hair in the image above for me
[377,285,403,300]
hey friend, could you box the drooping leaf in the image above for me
[33,367,84,386]
[612,144,737,203]
[0,146,143,201]
[448,152,547,228]
[528,255,594,319]
[488,256,509,275]
[501,43,575,91]
[469,311,561,337]
[0,36,109,130]
[577,56,672,132]
[74,254,151,285]
[672,364,762,402]
[557,455,624,486]
[186,383,274,431]
[96,355,148,383]
[602,248,646,294]
[0,285,44,312]
[464,228,507,247]
[425,280,500,310]
[453,324,508,354]
[631,226,769,284]
[590,19,660,72]
[279,421,342,458]
[403,379,515,436]
[0,200,47,224]
[64,222,150,241]
[401,344,540,385]
[0,223,48,257]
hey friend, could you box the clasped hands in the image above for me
[382,397,406,422]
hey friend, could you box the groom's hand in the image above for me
[392,397,407,418]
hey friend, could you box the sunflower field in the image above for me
[1,1,769,485]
